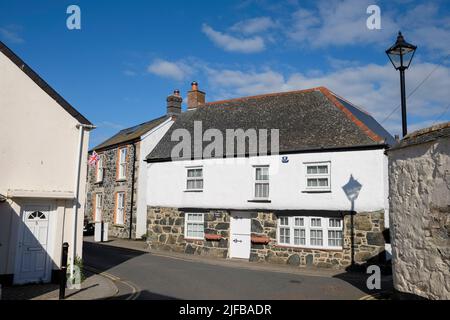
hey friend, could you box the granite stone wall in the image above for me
[146,206,386,269]
[389,130,450,300]
[86,142,140,239]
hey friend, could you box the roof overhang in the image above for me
[7,189,75,200]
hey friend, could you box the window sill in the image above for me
[275,244,343,251]
[301,190,331,193]
[247,199,271,203]
[184,189,203,193]
[116,178,127,182]
[113,224,125,228]
[184,237,205,241]
[94,180,103,185]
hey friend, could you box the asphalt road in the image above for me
[83,241,386,300]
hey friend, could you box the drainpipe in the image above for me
[70,123,95,279]
[129,142,137,240]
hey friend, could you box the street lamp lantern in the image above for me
[386,31,417,137]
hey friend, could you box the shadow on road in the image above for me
[83,241,146,273]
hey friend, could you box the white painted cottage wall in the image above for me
[135,118,174,238]
[147,148,388,213]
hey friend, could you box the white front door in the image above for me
[229,211,251,259]
[14,205,52,284]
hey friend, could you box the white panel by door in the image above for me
[14,205,52,284]
[229,211,251,259]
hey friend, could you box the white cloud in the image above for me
[204,62,450,135]
[230,17,277,35]
[0,25,24,44]
[202,24,265,53]
[288,0,397,47]
[147,59,193,81]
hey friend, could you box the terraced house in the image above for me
[144,83,394,269]
[85,91,182,239]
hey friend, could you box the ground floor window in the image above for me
[115,192,125,225]
[184,213,204,239]
[277,216,343,249]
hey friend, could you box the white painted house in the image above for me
[0,41,93,285]
[144,84,393,268]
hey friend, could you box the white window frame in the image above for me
[254,165,269,199]
[277,216,343,250]
[118,147,127,180]
[94,193,103,222]
[115,192,125,225]
[186,167,203,191]
[184,213,204,240]
[96,155,104,183]
[304,162,331,192]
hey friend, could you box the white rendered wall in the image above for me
[135,118,174,238]
[147,148,388,213]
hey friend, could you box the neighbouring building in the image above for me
[144,84,394,269]
[85,91,180,239]
[388,122,450,299]
[0,41,93,285]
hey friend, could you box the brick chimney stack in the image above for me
[187,81,205,110]
[167,89,182,116]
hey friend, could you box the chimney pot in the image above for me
[187,81,205,110]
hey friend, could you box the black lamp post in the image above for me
[386,31,417,137]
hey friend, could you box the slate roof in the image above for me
[92,115,169,151]
[388,121,450,151]
[146,87,393,162]
[0,40,92,125]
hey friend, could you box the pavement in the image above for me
[83,236,393,300]
[1,270,118,300]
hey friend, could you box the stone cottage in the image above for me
[388,122,450,299]
[85,91,182,239]
[144,84,394,269]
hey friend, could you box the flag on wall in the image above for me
[88,151,100,166]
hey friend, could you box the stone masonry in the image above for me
[388,122,450,299]
[146,206,385,269]
[86,142,140,239]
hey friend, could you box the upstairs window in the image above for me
[305,162,331,191]
[254,166,269,199]
[186,167,203,191]
[117,147,127,180]
[185,213,204,239]
[96,155,104,182]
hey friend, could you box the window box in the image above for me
[251,235,270,244]
[205,234,222,241]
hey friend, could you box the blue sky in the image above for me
[1,0,449,147]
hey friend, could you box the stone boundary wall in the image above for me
[389,132,450,300]
[146,206,386,269]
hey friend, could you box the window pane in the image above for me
[294,228,306,245]
[328,230,342,247]
[279,217,288,226]
[307,178,318,187]
[256,167,269,181]
[310,230,323,246]
[280,227,290,244]
[307,166,317,174]
[255,183,269,198]
[318,165,328,174]
[311,218,321,227]
[295,217,304,226]
[329,218,342,228]
[318,178,329,187]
